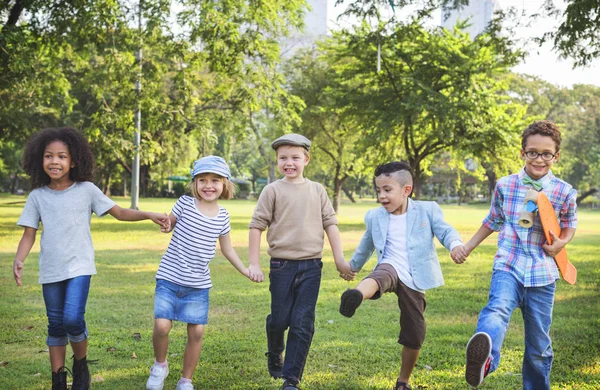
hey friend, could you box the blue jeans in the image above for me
[476,270,555,390]
[42,275,91,346]
[266,259,323,385]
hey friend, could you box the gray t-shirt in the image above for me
[17,181,116,284]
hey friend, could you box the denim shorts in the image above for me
[154,279,209,324]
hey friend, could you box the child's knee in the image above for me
[187,324,204,343]
[62,314,86,337]
[154,319,172,336]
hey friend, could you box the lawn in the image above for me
[0,194,599,389]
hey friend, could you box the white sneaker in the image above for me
[176,379,194,390]
[146,362,169,390]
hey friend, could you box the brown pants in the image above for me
[365,263,427,349]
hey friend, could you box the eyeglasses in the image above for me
[524,151,556,161]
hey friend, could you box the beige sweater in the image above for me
[249,179,338,260]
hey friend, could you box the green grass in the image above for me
[0,195,599,389]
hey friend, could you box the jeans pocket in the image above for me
[269,260,288,272]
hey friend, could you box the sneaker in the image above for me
[265,351,283,378]
[339,289,363,318]
[51,366,69,390]
[392,380,411,390]
[175,379,194,390]
[146,362,169,390]
[71,356,91,390]
[466,332,492,387]
[281,380,299,390]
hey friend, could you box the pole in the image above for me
[131,0,142,209]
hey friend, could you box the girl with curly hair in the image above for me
[13,127,170,390]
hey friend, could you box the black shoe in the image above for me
[52,366,69,390]
[340,289,363,317]
[265,351,283,379]
[392,380,412,390]
[72,356,91,390]
[281,379,299,390]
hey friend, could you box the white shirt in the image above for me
[380,213,425,292]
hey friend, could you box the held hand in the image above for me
[13,260,23,286]
[451,245,469,264]
[542,230,567,258]
[160,214,172,233]
[149,212,169,231]
[336,261,356,281]
[248,263,264,283]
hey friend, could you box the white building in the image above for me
[281,0,328,58]
[441,0,496,37]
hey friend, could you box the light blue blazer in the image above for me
[349,198,461,291]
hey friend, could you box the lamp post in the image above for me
[130,0,143,209]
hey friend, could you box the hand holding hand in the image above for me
[149,212,170,232]
[451,245,469,264]
[336,261,356,281]
[542,230,567,257]
[13,260,23,286]
[248,263,264,283]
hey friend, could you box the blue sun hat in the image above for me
[190,156,231,180]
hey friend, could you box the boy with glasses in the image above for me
[452,120,578,389]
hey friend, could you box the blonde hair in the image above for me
[275,144,310,158]
[188,173,237,200]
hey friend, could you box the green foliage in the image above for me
[322,17,527,196]
[1,0,307,194]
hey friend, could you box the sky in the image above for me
[327,0,600,88]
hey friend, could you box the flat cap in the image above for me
[271,133,311,151]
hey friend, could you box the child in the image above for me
[247,133,354,390]
[339,161,466,390]
[454,120,577,389]
[13,127,169,390]
[146,155,255,390]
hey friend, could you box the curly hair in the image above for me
[23,127,95,189]
[521,120,562,152]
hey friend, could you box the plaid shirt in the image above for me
[483,168,577,287]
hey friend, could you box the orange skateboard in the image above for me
[518,189,577,285]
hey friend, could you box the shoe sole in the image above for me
[465,332,492,387]
[339,289,363,318]
[269,369,283,379]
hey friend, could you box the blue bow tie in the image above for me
[522,176,542,191]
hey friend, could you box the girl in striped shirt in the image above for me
[146,156,255,390]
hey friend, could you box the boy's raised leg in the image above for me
[339,278,379,317]
[465,332,492,387]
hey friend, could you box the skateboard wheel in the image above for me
[519,211,534,228]
[523,189,538,203]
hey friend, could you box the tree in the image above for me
[541,0,600,67]
[1,0,307,194]
[328,18,525,197]
[284,48,368,211]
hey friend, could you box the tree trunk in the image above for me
[485,168,497,197]
[343,188,356,203]
[576,188,598,205]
